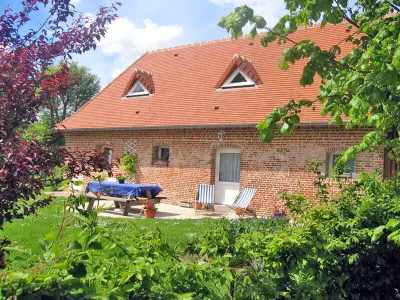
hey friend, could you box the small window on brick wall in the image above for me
[103,147,113,165]
[152,145,169,167]
[327,152,356,178]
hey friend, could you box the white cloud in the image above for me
[83,13,95,28]
[210,0,286,28]
[70,0,81,6]
[99,18,183,61]
[111,68,124,79]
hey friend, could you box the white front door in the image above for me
[215,149,241,205]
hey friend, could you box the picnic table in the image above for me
[85,182,164,216]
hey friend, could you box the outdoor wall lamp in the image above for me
[218,129,225,141]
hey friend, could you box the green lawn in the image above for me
[2,197,215,256]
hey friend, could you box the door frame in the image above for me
[215,148,241,204]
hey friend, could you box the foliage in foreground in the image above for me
[0,0,118,268]
[1,173,400,299]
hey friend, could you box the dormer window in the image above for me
[215,54,262,90]
[221,68,255,89]
[126,81,150,97]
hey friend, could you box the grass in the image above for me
[2,197,216,256]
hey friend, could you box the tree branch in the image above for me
[390,3,400,11]
[333,0,360,29]
[266,27,298,45]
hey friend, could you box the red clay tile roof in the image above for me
[57,23,354,131]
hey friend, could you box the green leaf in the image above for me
[68,240,82,250]
[386,219,400,231]
[44,231,58,241]
[279,57,289,70]
[9,272,29,280]
[72,180,83,187]
[371,225,385,242]
[249,27,257,38]
[388,229,400,246]
[260,128,275,142]
[290,114,300,125]
[392,48,400,70]
[279,122,292,135]
[335,115,344,125]
[68,262,87,278]
[256,120,266,131]
[252,16,266,28]
[88,241,103,250]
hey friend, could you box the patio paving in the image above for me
[48,191,238,219]
[96,201,238,219]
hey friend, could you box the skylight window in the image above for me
[126,81,150,97]
[221,67,255,89]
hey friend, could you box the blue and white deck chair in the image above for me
[195,184,215,212]
[226,188,257,216]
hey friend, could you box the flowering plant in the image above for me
[114,173,127,181]
[142,199,158,211]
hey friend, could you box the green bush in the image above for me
[2,173,400,299]
[120,155,136,177]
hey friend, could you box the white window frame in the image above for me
[126,81,150,97]
[105,148,112,164]
[221,67,255,89]
[328,152,356,178]
[157,146,169,160]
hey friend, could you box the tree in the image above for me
[0,0,119,268]
[218,2,400,162]
[23,112,53,143]
[47,61,101,126]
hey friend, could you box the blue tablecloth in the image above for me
[86,182,163,198]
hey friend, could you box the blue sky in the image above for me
[7,0,287,86]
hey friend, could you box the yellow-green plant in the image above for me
[120,155,136,180]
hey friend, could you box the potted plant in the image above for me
[235,207,245,216]
[192,191,202,209]
[143,200,158,218]
[192,201,203,210]
[115,173,127,184]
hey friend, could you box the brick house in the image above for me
[58,23,383,216]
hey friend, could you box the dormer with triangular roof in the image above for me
[123,68,155,98]
[216,54,263,89]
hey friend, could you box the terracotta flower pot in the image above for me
[144,208,157,218]
[192,201,203,210]
[235,208,245,216]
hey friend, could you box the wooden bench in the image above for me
[86,193,135,216]
[86,193,167,216]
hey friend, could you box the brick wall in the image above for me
[64,126,383,216]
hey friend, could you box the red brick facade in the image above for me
[65,125,383,216]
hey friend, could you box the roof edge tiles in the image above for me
[60,122,336,132]
[146,22,345,54]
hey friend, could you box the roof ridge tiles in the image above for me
[145,22,343,55]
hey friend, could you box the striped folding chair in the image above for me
[226,188,257,216]
[195,184,215,213]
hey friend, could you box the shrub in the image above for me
[3,173,400,298]
[120,155,137,176]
